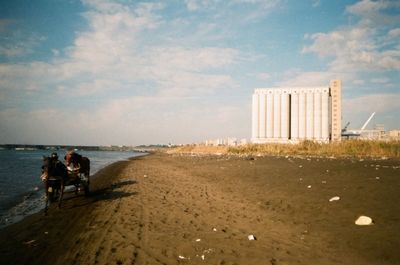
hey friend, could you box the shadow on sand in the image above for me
[61,180,139,209]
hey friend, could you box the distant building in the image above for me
[204,137,239,146]
[388,130,400,140]
[358,124,386,140]
[252,80,342,143]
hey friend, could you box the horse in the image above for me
[65,151,91,194]
[41,156,68,214]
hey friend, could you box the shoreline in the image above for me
[1,152,400,264]
[0,154,142,264]
[0,152,147,229]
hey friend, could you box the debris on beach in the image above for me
[195,238,201,242]
[143,174,147,178]
[23,239,36,246]
[201,254,205,260]
[329,196,340,202]
[212,227,217,231]
[322,180,327,184]
[376,177,380,180]
[299,178,303,181]
[307,185,312,189]
[178,255,189,260]
[299,165,303,168]
[248,234,256,240]
[203,248,213,254]
[355,216,374,226]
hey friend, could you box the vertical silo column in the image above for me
[291,89,299,140]
[306,89,314,139]
[298,89,306,139]
[251,91,260,141]
[313,88,322,140]
[266,90,274,139]
[281,89,290,140]
[259,91,266,139]
[273,89,281,138]
[321,88,329,141]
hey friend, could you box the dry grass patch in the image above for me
[168,140,400,159]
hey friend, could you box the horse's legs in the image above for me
[86,171,90,183]
[58,181,65,208]
[44,182,49,215]
[84,171,90,196]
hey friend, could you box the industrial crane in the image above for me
[341,112,376,139]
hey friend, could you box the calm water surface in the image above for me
[0,149,145,227]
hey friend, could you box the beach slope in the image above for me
[1,153,400,265]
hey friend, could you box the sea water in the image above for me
[0,149,145,228]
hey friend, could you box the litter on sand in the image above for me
[355,216,374,226]
[329,196,340,202]
[143,175,147,178]
[195,238,201,242]
[307,185,312,189]
[23,240,36,245]
[212,228,217,231]
[248,234,256,240]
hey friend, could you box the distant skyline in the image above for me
[1,0,399,145]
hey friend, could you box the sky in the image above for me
[0,0,399,146]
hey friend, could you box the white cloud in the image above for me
[345,0,390,16]
[0,0,246,145]
[184,0,281,18]
[352,79,365,85]
[277,71,346,87]
[0,0,240,100]
[388,28,400,39]
[341,93,400,130]
[0,34,46,58]
[370,77,390,84]
[0,95,250,145]
[302,0,400,72]
[256,72,271,80]
[344,94,400,113]
[184,0,201,11]
[312,0,320,8]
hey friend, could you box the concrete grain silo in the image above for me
[251,80,341,143]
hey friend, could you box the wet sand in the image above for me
[1,153,400,265]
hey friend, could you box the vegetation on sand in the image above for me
[169,140,400,159]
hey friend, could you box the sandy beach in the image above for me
[1,153,400,265]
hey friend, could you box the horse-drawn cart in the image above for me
[41,152,90,214]
[66,166,90,195]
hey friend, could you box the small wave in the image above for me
[0,189,45,228]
